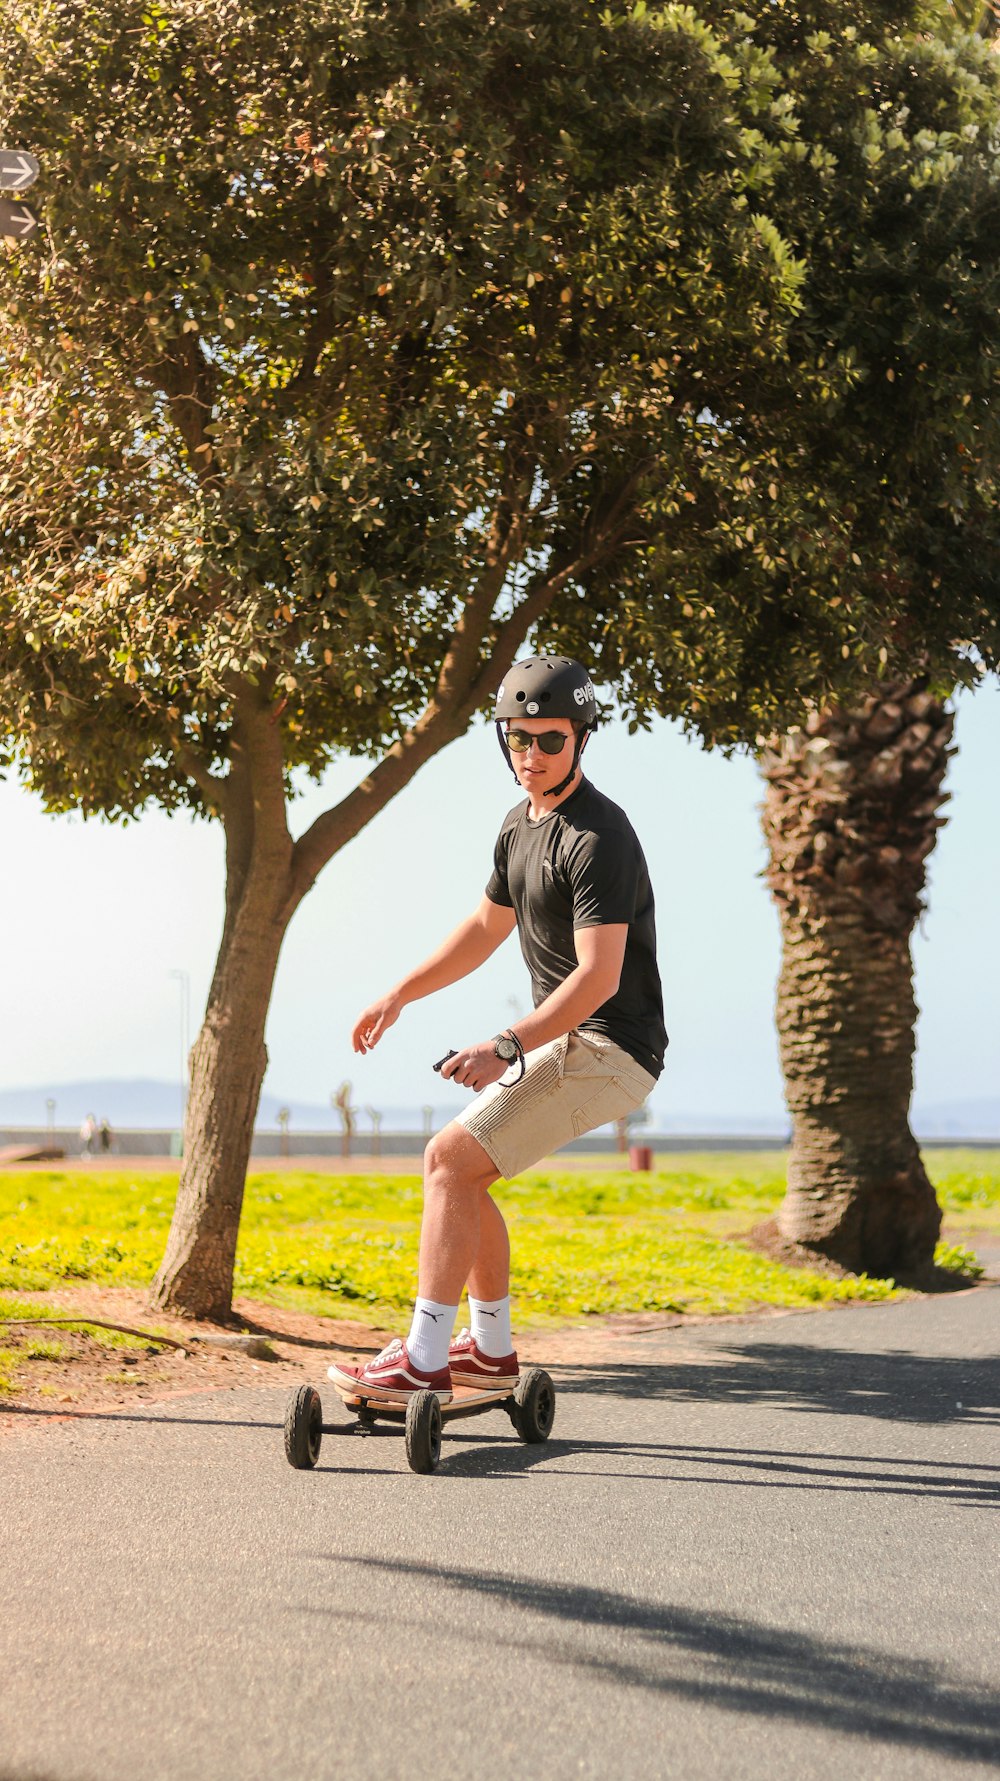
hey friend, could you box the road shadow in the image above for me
[1,1402,283,1433]
[549,1340,1000,1428]
[438,1428,1000,1502]
[18,1400,985,1500]
[315,1555,1000,1765]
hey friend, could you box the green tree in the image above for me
[2,1,999,1315]
[551,3,1000,1278]
[741,2,1000,1279]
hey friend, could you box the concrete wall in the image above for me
[4,1126,995,1162]
[0,1124,794,1160]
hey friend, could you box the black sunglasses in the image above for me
[506,727,572,756]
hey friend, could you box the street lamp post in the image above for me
[277,1106,291,1161]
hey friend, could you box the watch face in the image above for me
[495,1037,518,1061]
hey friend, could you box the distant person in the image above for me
[80,1113,97,1158]
[331,655,667,1405]
[99,1119,113,1155]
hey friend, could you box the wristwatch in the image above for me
[493,1033,520,1064]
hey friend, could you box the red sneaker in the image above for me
[448,1328,519,1391]
[327,1339,452,1404]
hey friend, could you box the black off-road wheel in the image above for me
[405,1390,442,1474]
[511,1369,556,1444]
[284,1384,323,1469]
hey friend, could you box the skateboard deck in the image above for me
[331,1377,515,1418]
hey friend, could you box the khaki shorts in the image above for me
[456,1029,658,1181]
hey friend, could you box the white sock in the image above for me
[406,1297,458,1373]
[469,1295,513,1358]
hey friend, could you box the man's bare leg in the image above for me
[467,1192,511,1303]
[417,1123,502,1304]
[326,1124,515,1392]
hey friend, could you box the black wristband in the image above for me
[504,1030,526,1084]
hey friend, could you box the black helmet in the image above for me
[495,656,598,727]
[494,655,597,797]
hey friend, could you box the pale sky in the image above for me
[0,679,996,1130]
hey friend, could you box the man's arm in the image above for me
[441,923,628,1091]
[352,895,517,1054]
[510,923,627,1052]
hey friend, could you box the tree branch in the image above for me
[276,255,337,406]
[231,688,292,855]
[172,734,231,816]
[156,335,220,483]
[288,473,647,903]
[288,498,528,900]
[288,708,467,904]
[433,456,530,714]
[286,555,569,901]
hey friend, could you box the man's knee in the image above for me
[424,1122,498,1191]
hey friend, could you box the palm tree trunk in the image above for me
[760,679,954,1277]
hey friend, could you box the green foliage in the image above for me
[933,1240,985,1278]
[7,1156,984,1323]
[5,1151,995,1322]
[930,1155,1000,1213]
[23,1337,67,1360]
[2,0,1000,818]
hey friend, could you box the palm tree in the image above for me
[759,680,954,1276]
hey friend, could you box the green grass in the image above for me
[0,1150,993,1330]
[23,1337,68,1361]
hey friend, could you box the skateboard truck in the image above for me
[354,1401,377,1437]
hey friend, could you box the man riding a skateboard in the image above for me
[329,655,667,1405]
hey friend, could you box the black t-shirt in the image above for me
[485,778,668,1079]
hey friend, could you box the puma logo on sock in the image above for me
[420,1309,442,1322]
[481,1309,499,1318]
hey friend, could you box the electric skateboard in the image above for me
[284,1369,556,1475]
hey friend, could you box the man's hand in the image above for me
[352,991,403,1055]
[440,1041,510,1094]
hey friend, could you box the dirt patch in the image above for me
[0,1284,401,1424]
[745,1217,995,1292]
[0,1284,837,1427]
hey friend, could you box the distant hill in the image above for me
[0,1078,996,1138]
[0,1078,455,1133]
[912,1098,1000,1140]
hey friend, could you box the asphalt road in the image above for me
[2,1287,998,1781]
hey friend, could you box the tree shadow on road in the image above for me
[437,1428,1000,1503]
[316,1554,1000,1766]
[549,1340,999,1428]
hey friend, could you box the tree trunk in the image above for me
[151,699,297,1320]
[150,889,287,1320]
[760,680,954,1277]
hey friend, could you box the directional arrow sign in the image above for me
[0,196,40,241]
[0,149,40,193]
